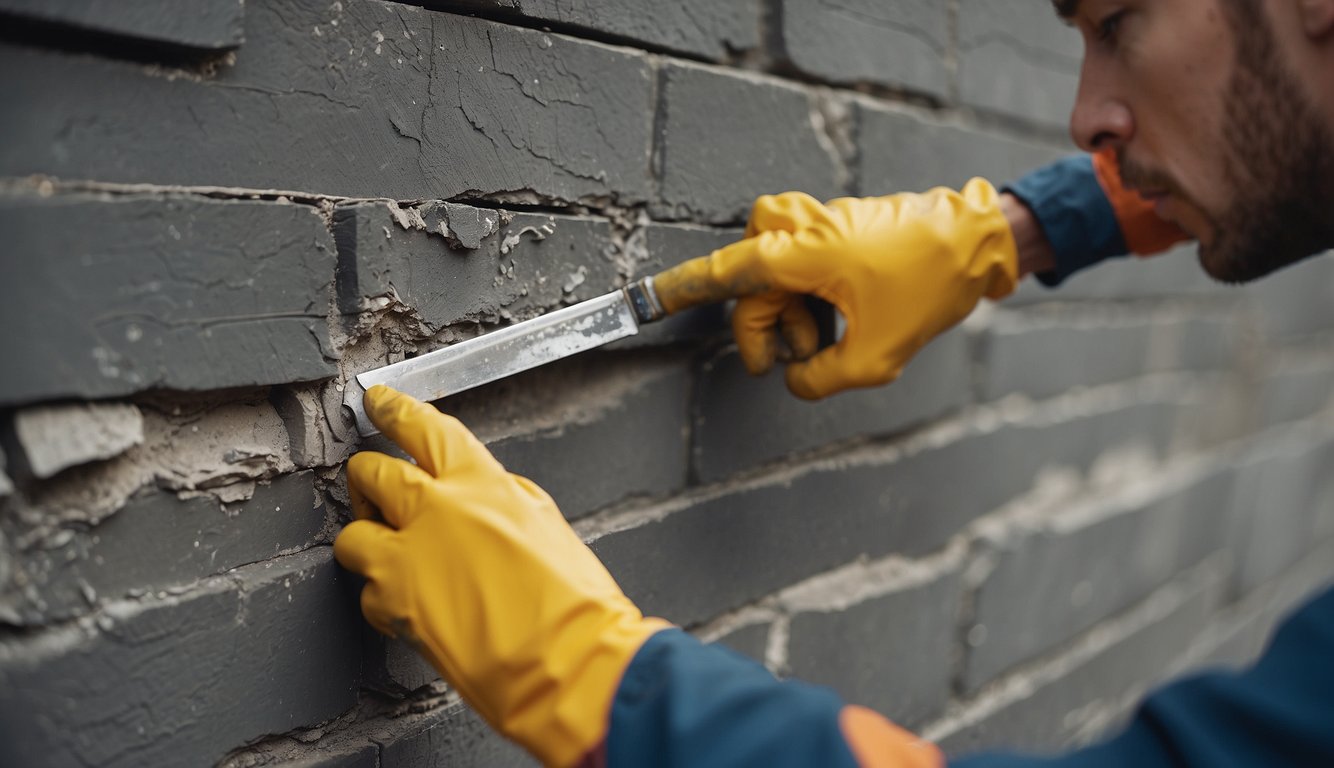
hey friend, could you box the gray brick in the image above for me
[12,402,144,479]
[0,192,336,405]
[286,744,381,768]
[1007,246,1223,304]
[423,0,760,60]
[1145,316,1238,375]
[1258,360,1334,427]
[3,472,324,625]
[613,223,741,348]
[774,0,948,97]
[0,0,245,51]
[595,398,1177,626]
[338,204,620,331]
[787,568,961,729]
[980,319,1152,402]
[965,469,1232,688]
[692,328,970,482]
[0,548,361,768]
[0,0,653,205]
[654,62,843,223]
[362,629,440,694]
[940,571,1222,756]
[0,446,11,497]
[965,468,1232,690]
[379,702,536,768]
[711,622,771,663]
[1192,542,1334,670]
[1251,254,1334,340]
[856,102,1064,195]
[488,363,691,519]
[1229,431,1334,593]
[957,0,1082,128]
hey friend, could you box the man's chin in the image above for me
[1197,238,1326,285]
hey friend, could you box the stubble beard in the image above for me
[1201,2,1334,283]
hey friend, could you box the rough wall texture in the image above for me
[2,1,1333,766]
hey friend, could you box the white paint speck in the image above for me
[125,324,143,343]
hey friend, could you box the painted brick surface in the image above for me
[965,469,1232,690]
[0,192,336,405]
[788,568,961,729]
[0,0,245,51]
[856,103,1064,194]
[980,319,1153,402]
[774,0,948,98]
[427,0,760,60]
[6,0,1334,763]
[0,549,360,767]
[957,0,1082,128]
[0,447,12,497]
[0,0,653,204]
[941,569,1222,755]
[488,363,692,519]
[2,472,323,625]
[596,397,1177,627]
[654,62,843,223]
[1259,361,1334,427]
[1252,255,1334,339]
[338,203,619,331]
[692,328,970,482]
[1229,431,1334,593]
[712,622,771,663]
[379,703,537,768]
[1007,247,1223,304]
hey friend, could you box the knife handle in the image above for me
[624,276,667,324]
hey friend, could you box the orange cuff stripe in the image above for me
[839,705,944,768]
[1091,149,1188,256]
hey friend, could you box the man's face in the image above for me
[1062,0,1334,283]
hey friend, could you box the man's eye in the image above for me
[1096,10,1127,44]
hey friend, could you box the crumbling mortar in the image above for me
[4,390,295,550]
[217,686,464,768]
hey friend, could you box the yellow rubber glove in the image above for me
[652,178,1019,400]
[333,385,671,767]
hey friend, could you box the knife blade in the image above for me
[342,278,666,436]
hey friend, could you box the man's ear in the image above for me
[1299,0,1334,37]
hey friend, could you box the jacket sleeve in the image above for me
[1004,149,1188,287]
[603,628,940,768]
[602,586,1334,768]
[951,585,1334,768]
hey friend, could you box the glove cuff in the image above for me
[507,613,674,767]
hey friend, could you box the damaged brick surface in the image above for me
[0,0,246,52]
[423,0,760,61]
[4,0,1334,764]
[0,190,337,405]
[0,0,653,204]
[0,472,324,626]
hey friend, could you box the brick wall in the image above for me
[2,1,1333,766]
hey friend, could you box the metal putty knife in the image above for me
[342,278,669,437]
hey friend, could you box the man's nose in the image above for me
[1069,59,1134,152]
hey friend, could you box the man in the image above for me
[333,0,1334,765]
